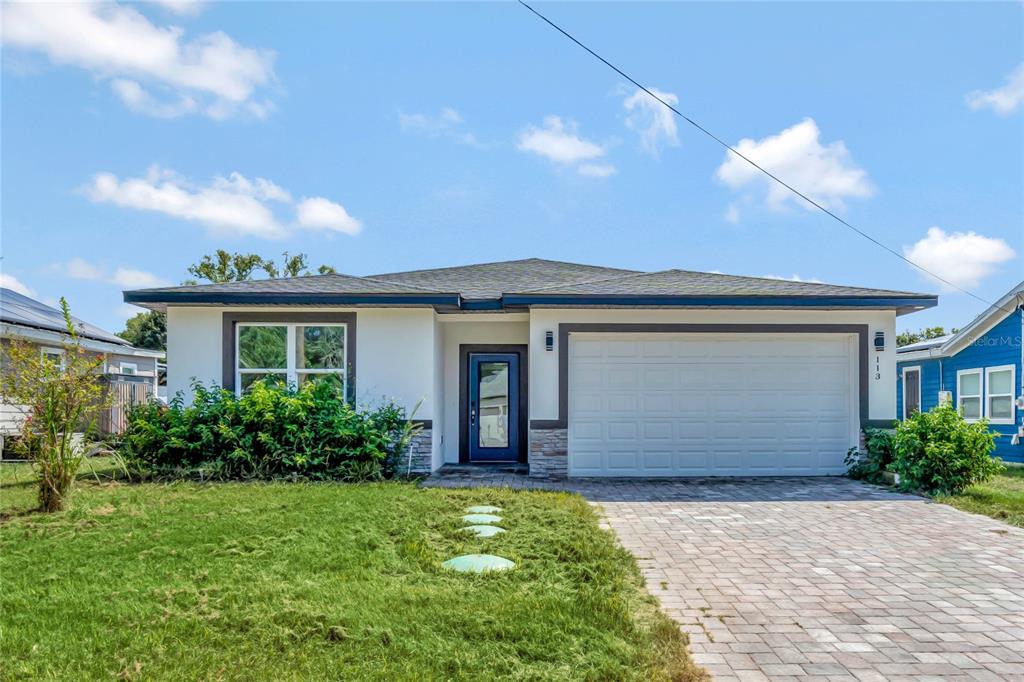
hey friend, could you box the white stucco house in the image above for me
[124,258,937,478]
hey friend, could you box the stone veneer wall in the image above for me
[529,428,568,478]
[404,429,433,475]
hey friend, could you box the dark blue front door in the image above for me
[469,353,519,462]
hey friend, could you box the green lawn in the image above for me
[936,464,1024,528]
[0,461,704,681]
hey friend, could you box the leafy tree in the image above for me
[0,299,110,512]
[896,326,959,347]
[187,250,268,283]
[119,252,337,351]
[118,311,166,351]
[187,250,335,283]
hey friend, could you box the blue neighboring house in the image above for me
[896,281,1024,463]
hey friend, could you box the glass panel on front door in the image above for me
[478,362,510,448]
[468,353,519,462]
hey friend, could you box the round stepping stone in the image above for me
[465,505,502,514]
[442,554,515,573]
[461,525,506,537]
[462,513,502,524]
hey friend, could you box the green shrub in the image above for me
[115,379,417,481]
[845,427,895,483]
[892,403,1004,495]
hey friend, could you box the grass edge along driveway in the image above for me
[0,464,707,681]
[936,463,1024,529]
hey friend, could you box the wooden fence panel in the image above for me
[100,380,154,435]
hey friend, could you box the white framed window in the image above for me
[902,366,921,419]
[985,365,1015,425]
[236,323,346,394]
[956,368,982,422]
[40,347,65,370]
[119,362,138,376]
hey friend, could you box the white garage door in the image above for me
[569,334,857,476]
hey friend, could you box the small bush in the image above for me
[115,379,417,481]
[845,427,895,483]
[892,403,1004,495]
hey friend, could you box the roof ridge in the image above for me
[519,269,655,293]
[370,257,639,279]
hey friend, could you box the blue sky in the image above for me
[2,1,1021,334]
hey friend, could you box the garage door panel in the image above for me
[642,421,674,440]
[571,420,603,440]
[572,366,604,388]
[568,334,855,477]
[607,393,638,414]
[607,450,639,469]
[642,451,673,469]
[607,421,638,440]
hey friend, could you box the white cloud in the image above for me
[111,78,197,118]
[48,258,172,289]
[399,107,479,146]
[295,197,363,236]
[966,64,1024,116]
[112,267,171,288]
[577,163,616,178]
[623,87,679,157]
[63,257,106,281]
[518,116,607,164]
[82,165,363,240]
[1,1,275,119]
[0,273,35,297]
[903,227,1016,291]
[761,273,823,283]
[715,118,873,211]
[85,166,286,238]
[724,203,740,224]
[148,0,206,16]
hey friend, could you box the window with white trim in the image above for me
[236,323,346,393]
[985,365,1015,424]
[956,369,982,421]
[40,347,65,370]
[119,362,138,376]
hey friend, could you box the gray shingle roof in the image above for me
[130,273,445,296]
[511,269,927,298]
[1,288,130,345]
[122,258,935,309]
[369,258,639,299]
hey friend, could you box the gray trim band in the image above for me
[529,323,871,430]
[222,312,357,402]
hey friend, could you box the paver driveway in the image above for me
[426,473,1024,680]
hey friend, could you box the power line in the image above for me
[517,0,1010,313]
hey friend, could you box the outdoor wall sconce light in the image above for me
[874,331,885,351]
[545,330,554,351]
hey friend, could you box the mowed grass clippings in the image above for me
[936,464,1024,528]
[0,463,705,681]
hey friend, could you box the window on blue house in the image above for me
[985,366,1015,424]
[957,369,982,421]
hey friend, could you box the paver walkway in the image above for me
[425,472,1024,680]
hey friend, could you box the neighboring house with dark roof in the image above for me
[1,287,163,440]
[897,281,1024,463]
[125,258,938,478]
